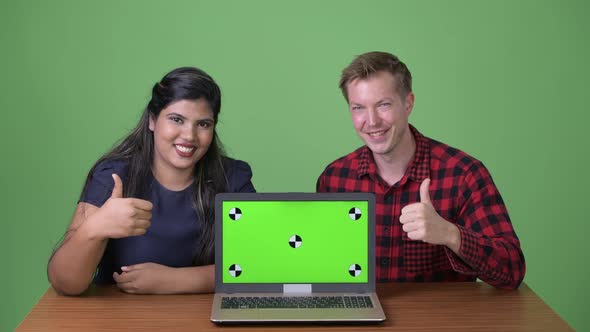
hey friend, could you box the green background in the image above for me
[222,201,368,283]
[1,0,588,330]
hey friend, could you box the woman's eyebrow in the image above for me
[167,112,187,119]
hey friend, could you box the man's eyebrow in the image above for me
[377,98,393,104]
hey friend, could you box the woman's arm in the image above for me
[48,174,153,295]
[47,203,108,295]
[112,263,215,294]
[171,264,215,293]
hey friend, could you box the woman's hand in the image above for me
[113,263,174,294]
[86,174,153,240]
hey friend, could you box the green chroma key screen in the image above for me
[222,200,369,284]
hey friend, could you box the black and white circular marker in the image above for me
[349,264,362,277]
[349,207,362,220]
[289,235,302,248]
[229,207,242,220]
[229,264,242,277]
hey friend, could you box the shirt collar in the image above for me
[407,125,431,182]
[356,124,430,183]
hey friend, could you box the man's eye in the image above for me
[352,106,363,111]
[379,103,391,107]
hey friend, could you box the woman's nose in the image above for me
[181,125,197,142]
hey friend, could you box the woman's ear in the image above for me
[148,113,155,131]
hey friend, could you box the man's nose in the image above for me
[367,108,380,126]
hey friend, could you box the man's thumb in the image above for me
[110,174,124,199]
[420,178,432,204]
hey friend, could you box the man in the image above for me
[316,51,525,289]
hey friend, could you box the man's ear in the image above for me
[148,113,155,131]
[404,92,415,116]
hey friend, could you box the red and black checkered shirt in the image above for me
[316,125,525,289]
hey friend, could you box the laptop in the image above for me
[210,192,386,323]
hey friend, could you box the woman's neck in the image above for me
[151,162,194,191]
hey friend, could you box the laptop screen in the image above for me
[219,198,369,284]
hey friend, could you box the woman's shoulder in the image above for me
[222,157,255,193]
[80,159,129,206]
[94,159,129,173]
[92,159,129,183]
[223,157,251,172]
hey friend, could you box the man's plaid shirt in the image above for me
[316,125,525,289]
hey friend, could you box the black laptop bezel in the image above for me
[214,192,376,294]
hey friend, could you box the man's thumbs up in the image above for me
[111,174,124,199]
[420,178,432,205]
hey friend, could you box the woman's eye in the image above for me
[170,116,183,124]
[198,121,212,128]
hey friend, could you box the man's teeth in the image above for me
[368,131,386,137]
[176,145,195,153]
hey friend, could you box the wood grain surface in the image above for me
[16,282,572,331]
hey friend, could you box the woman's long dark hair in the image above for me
[81,67,227,265]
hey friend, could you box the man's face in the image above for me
[347,71,414,158]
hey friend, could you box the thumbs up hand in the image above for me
[419,178,432,205]
[86,174,153,240]
[110,172,124,199]
[399,178,459,246]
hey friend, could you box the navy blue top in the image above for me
[80,158,256,284]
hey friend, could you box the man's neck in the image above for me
[373,128,416,187]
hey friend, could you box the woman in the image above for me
[47,67,255,295]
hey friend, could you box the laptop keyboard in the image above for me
[221,296,374,309]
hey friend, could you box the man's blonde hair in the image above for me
[339,51,412,102]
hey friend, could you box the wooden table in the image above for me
[16,282,572,331]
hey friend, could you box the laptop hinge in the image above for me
[283,284,312,293]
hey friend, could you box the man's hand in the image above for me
[399,178,461,251]
[113,263,174,294]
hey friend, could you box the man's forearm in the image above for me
[444,223,462,256]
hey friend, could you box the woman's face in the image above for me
[149,98,215,177]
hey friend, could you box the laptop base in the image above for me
[211,292,386,323]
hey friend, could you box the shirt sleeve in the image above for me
[316,171,328,192]
[227,160,256,193]
[79,161,126,207]
[444,161,526,289]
